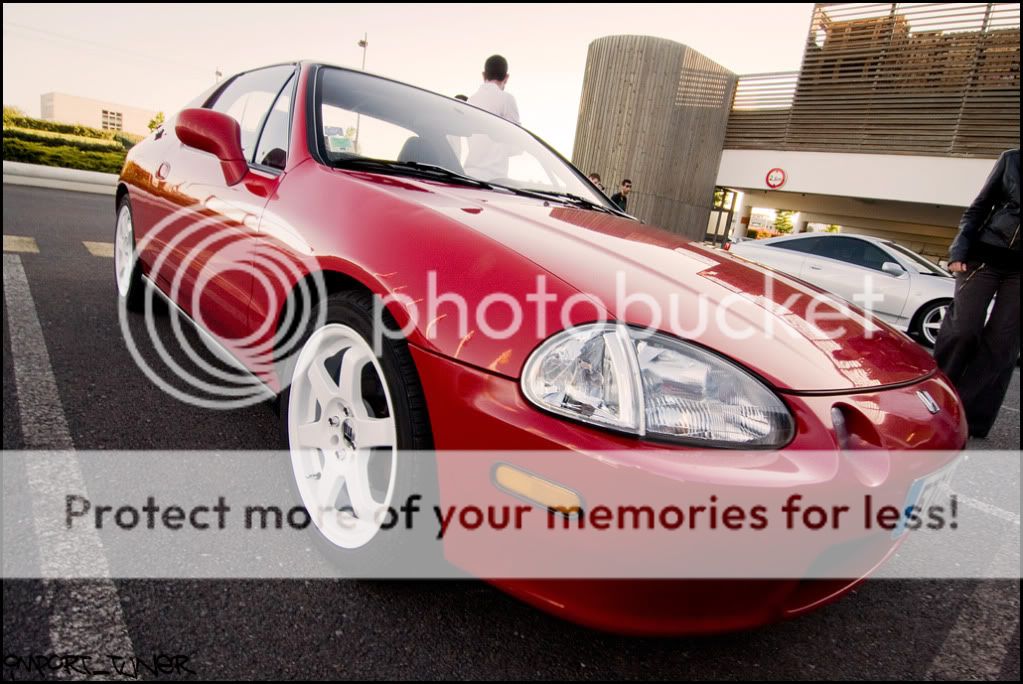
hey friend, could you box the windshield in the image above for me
[315,67,609,206]
[884,241,950,276]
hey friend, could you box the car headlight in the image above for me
[522,324,795,448]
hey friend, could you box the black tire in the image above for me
[911,300,950,348]
[115,196,145,313]
[278,289,439,574]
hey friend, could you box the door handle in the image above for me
[156,162,171,180]
[808,265,823,271]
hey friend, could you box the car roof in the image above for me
[762,233,887,245]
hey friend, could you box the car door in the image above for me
[154,65,297,347]
[801,236,910,324]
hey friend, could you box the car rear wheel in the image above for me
[279,290,435,568]
[913,300,950,347]
[114,197,145,312]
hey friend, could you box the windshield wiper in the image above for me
[517,189,624,215]
[331,157,495,189]
[331,158,622,214]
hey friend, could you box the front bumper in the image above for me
[409,345,967,634]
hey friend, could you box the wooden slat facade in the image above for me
[724,2,1021,158]
[572,35,737,240]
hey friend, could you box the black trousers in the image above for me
[934,262,1020,437]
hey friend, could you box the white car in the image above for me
[729,233,954,346]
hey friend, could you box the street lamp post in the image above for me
[354,33,368,153]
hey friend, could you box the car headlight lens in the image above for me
[522,324,794,447]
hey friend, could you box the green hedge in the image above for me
[113,131,144,151]
[2,138,125,174]
[4,126,125,152]
[3,114,116,141]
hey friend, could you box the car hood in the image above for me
[373,179,936,392]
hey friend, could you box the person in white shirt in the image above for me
[464,55,520,180]
[467,55,520,123]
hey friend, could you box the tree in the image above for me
[713,188,736,210]
[774,210,796,234]
[147,112,165,132]
[825,224,841,233]
[3,105,25,125]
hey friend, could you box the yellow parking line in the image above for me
[3,235,40,254]
[83,241,115,258]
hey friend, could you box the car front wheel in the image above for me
[279,290,434,568]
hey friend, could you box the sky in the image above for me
[2,3,814,158]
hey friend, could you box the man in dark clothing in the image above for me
[611,179,632,212]
[934,148,1020,438]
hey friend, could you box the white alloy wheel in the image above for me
[115,203,136,297]
[287,324,398,549]
[920,303,948,346]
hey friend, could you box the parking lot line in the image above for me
[3,253,136,667]
[82,241,115,258]
[3,235,39,253]
[951,490,1021,526]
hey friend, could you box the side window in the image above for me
[209,65,294,162]
[253,75,295,170]
[770,237,821,253]
[812,237,888,271]
[858,242,891,271]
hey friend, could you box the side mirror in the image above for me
[881,261,906,277]
[175,108,248,185]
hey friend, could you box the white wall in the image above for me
[716,149,999,208]
[39,92,157,137]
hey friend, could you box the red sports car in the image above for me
[115,61,967,634]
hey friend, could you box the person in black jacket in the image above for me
[934,148,1020,438]
[610,179,632,212]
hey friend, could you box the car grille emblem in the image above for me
[917,391,940,414]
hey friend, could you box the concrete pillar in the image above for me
[572,36,737,240]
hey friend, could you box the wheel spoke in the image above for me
[315,461,345,511]
[295,420,328,449]
[337,346,371,408]
[354,416,395,449]
[345,452,383,521]
[307,353,340,404]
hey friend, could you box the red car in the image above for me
[115,61,967,634]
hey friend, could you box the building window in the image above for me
[101,109,123,131]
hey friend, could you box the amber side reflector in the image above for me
[493,464,583,517]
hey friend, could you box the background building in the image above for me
[40,92,157,136]
[574,3,1020,262]
[718,2,1020,261]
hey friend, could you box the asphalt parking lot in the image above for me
[2,183,1020,680]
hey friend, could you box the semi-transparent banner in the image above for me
[2,449,1018,579]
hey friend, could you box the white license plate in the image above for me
[892,461,958,539]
